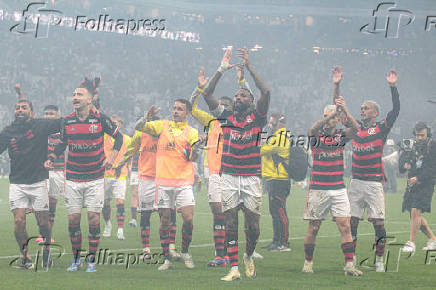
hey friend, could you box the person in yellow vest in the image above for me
[135,99,199,271]
[102,116,131,240]
[261,113,291,252]
[116,116,181,260]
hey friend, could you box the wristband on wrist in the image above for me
[197,86,204,93]
[48,155,55,162]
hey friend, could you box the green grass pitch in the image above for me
[0,178,435,289]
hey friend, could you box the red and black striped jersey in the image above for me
[56,110,119,182]
[218,109,267,176]
[48,133,65,171]
[351,86,400,182]
[351,121,389,182]
[310,129,349,190]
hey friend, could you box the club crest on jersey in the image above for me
[89,124,99,133]
[367,127,377,135]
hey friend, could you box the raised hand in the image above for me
[386,69,398,86]
[236,64,244,81]
[14,83,21,93]
[332,66,342,84]
[198,67,209,89]
[334,96,347,112]
[237,47,250,67]
[145,105,161,120]
[218,46,235,73]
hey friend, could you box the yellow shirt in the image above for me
[261,128,290,180]
[136,119,199,152]
[104,134,131,179]
[191,91,216,168]
[117,130,142,167]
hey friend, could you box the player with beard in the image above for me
[190,65,252,267]
[0,98,61,269]
[302,95,362,276]
[14,85,63,243]
[341,69,400,272]
[46,78,123,272]
[201,47,270,281]
[135,99,199,271]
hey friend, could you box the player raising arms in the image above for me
[135,99,199,270]
[0,97,61,269]
[46,78,123,272]
[201,47,270,281]
[302,88,362,276]
[342,69,400,272]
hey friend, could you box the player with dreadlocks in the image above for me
[46,77,123,273]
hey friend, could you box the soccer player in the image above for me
[115,116,160,258]
[102,116,131,240]
[302,95,362,276]
[261,113,291,252]
[43,105,65,242]
[128,153,140,227]
[201,47,270,281]
[191,69,228,267]
[47,78,123,272]
[135,99,199,270]
[344,69,400,272]
[0,99,61,269]
[14,85,63,243]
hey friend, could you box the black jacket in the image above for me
[399,139,436,192]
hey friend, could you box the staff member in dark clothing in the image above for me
[261,113,291,252]
[0,99,61,269]
[399,122,436,253]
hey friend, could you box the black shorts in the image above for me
[402,187,434,213]
[265,179,291,199]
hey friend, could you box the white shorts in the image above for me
[138,179,157,211]
[304,188,351,220]
[348,179,385,220]
[156,185,195,209]
[220,174,262,215]
[48,170,65,199]
[130,171,139,185]
[104,178,127,200]
[9,180,49,212]
[208,173,222,203]
[65,179,104,214]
